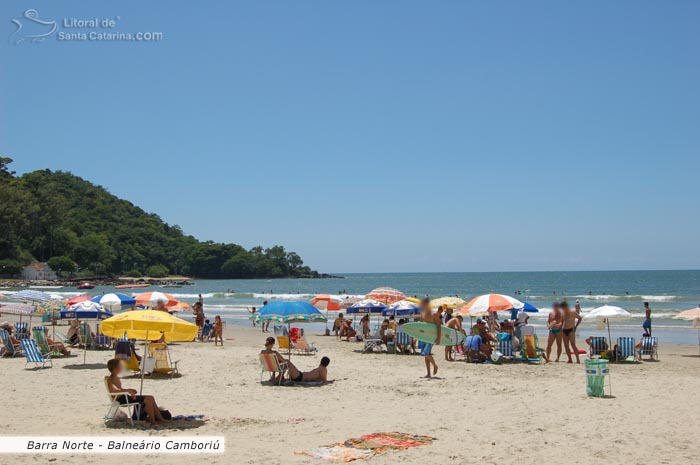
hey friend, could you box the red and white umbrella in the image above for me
[134,291,177,307]
[365,287,406,305]
[339,296,363,309]
[166,301,192,313]
[310,295,343,312]
[67,295,92,306]
[455,294,524,317]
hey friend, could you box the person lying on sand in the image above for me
[106,358,167,427]
[286,356,332,383]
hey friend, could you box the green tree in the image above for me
[145,264,169,278]
[47,256,76,277]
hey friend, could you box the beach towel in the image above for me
[295,432,434,462]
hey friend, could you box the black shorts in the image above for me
[117,394,146,405]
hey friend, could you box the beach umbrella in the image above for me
[339,296,362,309]
[67,295,92,306]
[60,301,113,320]
[91,293,137,311]
[674,306,700,355]
[0,303,34,315]
[134,291,177,308]
[11,289,53,303]
[253,301,326,357]
[347,299,387,314]
[100,310,198,393]
[311,295,343,331]
[166,301,192,313]
[383,300,420,317]
[431,297,466,310]
[365,287,406,305]
[584,305,632,349]
[455,294,524,317]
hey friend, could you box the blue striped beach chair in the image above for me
[616,337,636,362]
[0,328,22,357]
[395,329,414,354]
[14,322,30,340]
[21,339,52,369]
[589,337,608,358]
[497,332,514,359]
[638,336,658,361]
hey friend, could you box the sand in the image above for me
[0,321,698,465]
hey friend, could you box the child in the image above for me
[213,315,223,346]
[201,319,213,341]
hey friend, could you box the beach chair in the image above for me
[14,322,30,340]
[278,335,292,354]
[259,353,288,385]
[79,323,95,349]
[95,333,113,350]
[21,339,52,369]
[589,336,609,359]
[638,336,658,361]
[104,376,141,426]
[293,336,318,355]
[0,328,22,357]
[616,337,636,362]
[148,342,179,378]
[273,325,289,337]
[32,327,62,357]
[521,334,543,364]
[362,330,384,353]
[395,329,414,354]
[497,333,514,360]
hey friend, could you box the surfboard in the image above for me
[401,322,465,346]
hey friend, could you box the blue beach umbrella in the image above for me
[347,299,387,314]
[11,289,53,303]
[510,301,539,320]
[253,301,326,357]
[90,293,136,311]
[60,301,114,320]
[383,300,420,317]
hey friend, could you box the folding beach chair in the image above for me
[521,334,543,364]
[259,353,288,385]
[293,336,318,355]
[395,329,414,354]
[21,339,52,369]
[104,376,141,426]
[362,329,384,353]
[589,336,609,359]
[278,335,292,353]
[148,342,179,378]
[14,322,30,340]
[616,337,636,362]
[0,328,22,357]
[79,323,95,349]
[497,333,514,360]
[638,336,658,361]
[32,327,63,357]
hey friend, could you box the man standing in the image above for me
[420,297,441,378]
[445,314,463,361]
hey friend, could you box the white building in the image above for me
[21,262,58,281]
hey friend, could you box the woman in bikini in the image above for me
[561,301,582,363]
[213,315,223,346]
[545,302,564,362]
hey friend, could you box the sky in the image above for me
[1,1,699,273]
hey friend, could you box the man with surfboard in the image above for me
[420,297,441,378]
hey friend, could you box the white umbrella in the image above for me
[584,305,632,348]
[674,307,700,355]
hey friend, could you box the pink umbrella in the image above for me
[67,295,92,306]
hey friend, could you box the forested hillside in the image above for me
[0,158,320,279]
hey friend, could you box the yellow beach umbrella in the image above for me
[405,297,421,304]
[431,296,466,310]
[100,310,197,342]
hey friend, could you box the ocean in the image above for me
[6,270,700,345]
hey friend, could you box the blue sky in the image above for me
[2,1,699,273]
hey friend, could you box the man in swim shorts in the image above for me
[420,297,441,378]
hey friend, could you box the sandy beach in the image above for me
[1,319,698,465]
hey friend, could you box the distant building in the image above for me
[21,262,58,281]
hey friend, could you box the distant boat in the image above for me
[115,283,151,290]
[77,282,95,290]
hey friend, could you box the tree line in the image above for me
[0,158,321,279]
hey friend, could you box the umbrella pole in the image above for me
[287,322,291,358]
[607,319,612,359]
[140,330,149,396]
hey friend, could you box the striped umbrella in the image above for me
[347,299,387,314]
[166,301,192,313]
[0,303,34,315]
[252,301,326,357]
[311,295,343,311]
[91,293,137,311]
[455,294,524,317]
[134,291,177,307]
[383,300,420,317]
[365,287,406,304]
[431,296,466,310]
[11,289,53,303]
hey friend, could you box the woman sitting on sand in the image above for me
[340,319,356,341]
[106,358,167,427]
